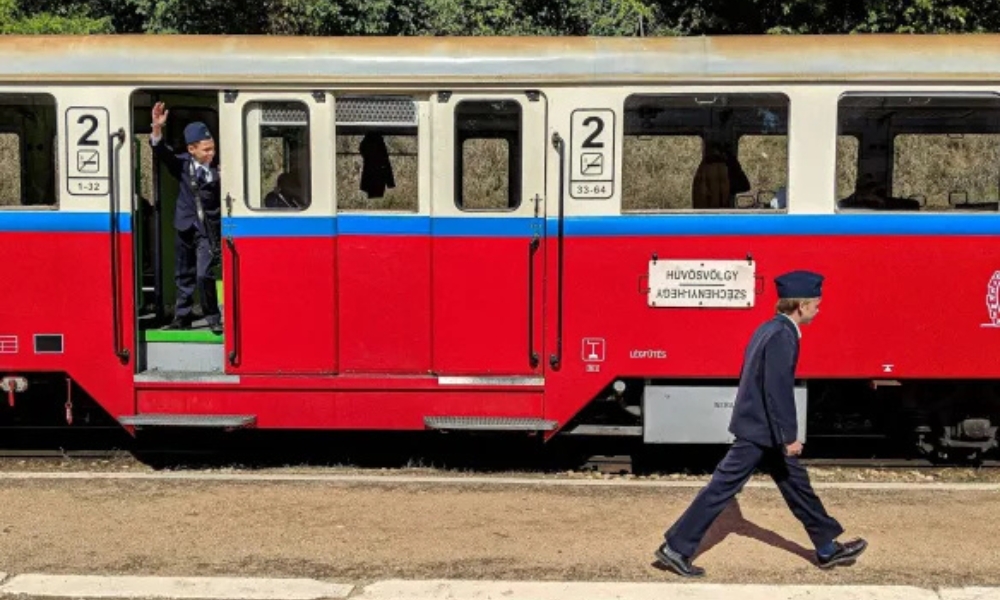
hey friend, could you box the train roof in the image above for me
[2,34,1000,85]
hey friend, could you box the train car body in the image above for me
[2,34,1000,459]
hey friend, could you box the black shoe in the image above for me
[817,538,868,569]
[654,542,705,578]
[205,315,223,335]
[162,317,192,330]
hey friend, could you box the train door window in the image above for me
[0,93,58,208]
[455,100,521,211]
[622,93,789,212]
[837,94,1000,212]
[246,101,311,211]
[335,96,419,212]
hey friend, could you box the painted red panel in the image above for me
[541,235,1000,426]
[432,237,544,376]
[224,236,336,374]
[12,223,1000,437]
[137,388,544,429]
[0,231,135,419]
[337,235,432,373]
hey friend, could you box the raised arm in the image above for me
[149,102,184,180]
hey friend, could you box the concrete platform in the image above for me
[1,576,998,600]
[0,574,352,600]
[355,580,939,600]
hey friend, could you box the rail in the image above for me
[527,234,540,368]
[549,132,565,371]
[225,233,240,366]
[108,127,129,363]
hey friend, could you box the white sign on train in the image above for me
[648,259,756,308]
[65,107,110,196]
[569,109,614,200]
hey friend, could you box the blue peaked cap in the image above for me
[775,270,823,299]
[184,121,212,145]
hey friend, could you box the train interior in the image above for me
[130,90,222,373]
[835,94,1000,212]
[0,93,58,209]
[621,93,790,211]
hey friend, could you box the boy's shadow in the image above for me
[652,498,816,571]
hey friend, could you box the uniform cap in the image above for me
[184,121,212,145]
[775,270,823,299]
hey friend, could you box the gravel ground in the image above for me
[0,476,997,586]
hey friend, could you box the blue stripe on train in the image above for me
[5,211,1000,237]
[0,211,132,234]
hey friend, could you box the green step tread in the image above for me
[142,328,224,344]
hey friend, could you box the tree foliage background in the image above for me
[3,0,1000,36]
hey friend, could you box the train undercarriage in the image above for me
[0,372,998,465]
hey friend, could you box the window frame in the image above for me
[620,91,791,214]
[0,91,60,210]
[453,98,523,213]
[833,90,1000,214]
[242,99,313,213]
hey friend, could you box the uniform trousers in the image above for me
[665,438,844,558]
[174,223,220,325]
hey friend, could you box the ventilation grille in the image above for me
[336,97,417,126]
[262,106,307,126]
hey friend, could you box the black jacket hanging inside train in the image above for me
[360,132,395,198]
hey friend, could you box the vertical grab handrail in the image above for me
[527,233,540,368]
[549,132,565,371]
[108,128,129,363]
[225,198,240,366]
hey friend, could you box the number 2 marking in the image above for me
[582,116,604,148]
[77,115,99,146]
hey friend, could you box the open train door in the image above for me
[216,91,337,375]
[429,91,548,379]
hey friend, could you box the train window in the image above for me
[622,93,788,212]
[622,136,702,211]
[836,135,859,203]
[246,101,311,211]
[335,96,419,212]
[0,134,21,206]
[455,100,521,211]
[737,135,788,209]
[837,94,1000,212]
[0,93,58,208]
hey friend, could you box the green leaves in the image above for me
[1,0,112,33]
[3,0,999,36]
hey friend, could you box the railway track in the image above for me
[1,424,998,473]
[1,447,998,474]
[582,454,1000,474]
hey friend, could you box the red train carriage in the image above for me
[1,35,999,461]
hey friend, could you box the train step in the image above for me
[424,416,557,431]
[118,414,257,429]
[135,371,239,384]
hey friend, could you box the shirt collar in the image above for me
[779,313,801,339]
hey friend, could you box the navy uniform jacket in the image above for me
[728,314,800,448]
[151,140,221,235]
